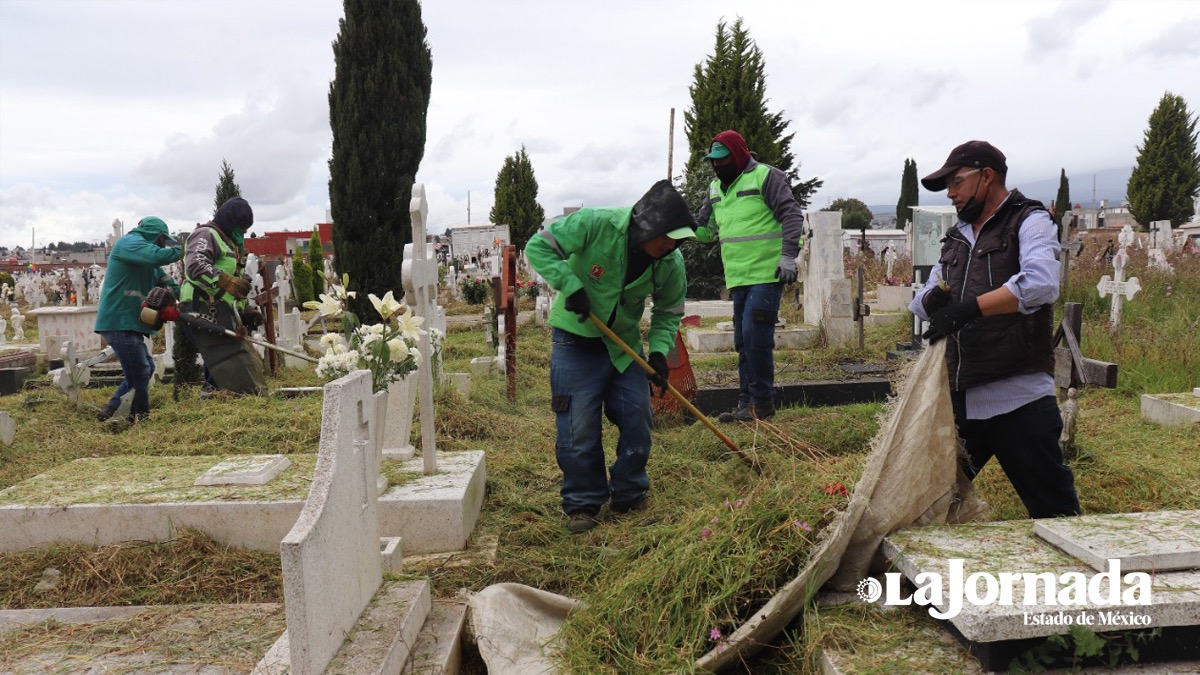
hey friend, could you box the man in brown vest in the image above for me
[910,140,1080,519]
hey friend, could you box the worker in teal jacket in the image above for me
[525,179,695,534]
[93,216,181,423]
[695,129,806,422]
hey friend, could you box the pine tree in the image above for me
[896,159,919,228]
[307,228,325,299]
[1127,92,1200,227]
[292,255,315,306]
[328,0,432,318]
[214,159,241,212]
[490,146,546,251]
[1054,169,1071,225]
[680,18,823,298]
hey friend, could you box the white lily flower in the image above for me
[408,345,422,366]
[369,291,405,320]
[395,309,426,341]
[304,293,343,317]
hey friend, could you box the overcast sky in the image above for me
[2,0,1198,249]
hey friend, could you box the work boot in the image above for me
[566,512,599,534]
[612,495,650,514]
[718,404,775,423]
[95,405,116,422]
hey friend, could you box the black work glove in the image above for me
[241,307,264,332]
[564,289,591,323]
[216,272,251,300]
[922,284,952,315]
[923,300,982,344]
[775,257,798,284]
[647,352,670,396]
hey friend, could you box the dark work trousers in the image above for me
[952,392,1081,519]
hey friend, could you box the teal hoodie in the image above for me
[93,217,182,335]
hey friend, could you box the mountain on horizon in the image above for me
[870,166,1133,216]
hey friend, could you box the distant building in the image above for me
[243,223,333,262]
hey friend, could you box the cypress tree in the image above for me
[328,0,433,318]
[307,228,325,299]
[490,146,546,251]
[292,256,315,306]
[1127,91,1200,227]
[214,159,240,212]
[680,18,823,298]
[1054,169,1071,225]
[896,159,919,228]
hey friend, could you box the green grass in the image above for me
[1,249,1197,672]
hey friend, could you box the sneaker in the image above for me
[612,496,649,514]
[566,512,599,534]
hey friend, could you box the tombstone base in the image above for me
[379,450,486,555]
[685,326,820,353]
[1140,394,1200,427]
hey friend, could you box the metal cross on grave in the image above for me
[499,244,518,401]
[402,183,439,476]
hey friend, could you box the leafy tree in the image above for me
[1054,169,1071,225]
[827,197,874,230]
[1127,92,1200,227]
[214,159,241,212]
[292,255,315,306]
[679,18,824,298]
[896,158,919,228]
[489,146,546,251]
[328,0,433,318]
[308,228,325,299]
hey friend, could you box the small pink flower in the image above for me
[700,528,712,540]
[710,627,722,641]
[734,499,744,508]
[723,500,731,508]
[795,521,812,532]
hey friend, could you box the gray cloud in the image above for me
[1025,0,1112,59]
[1132,18,1200,60]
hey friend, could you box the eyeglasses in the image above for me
[946,168,981,190]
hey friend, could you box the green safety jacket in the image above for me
[525,207,687,373]
[180,224,246,310]
[701,162,804,287]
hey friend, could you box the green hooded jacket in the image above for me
[93,217,181,335]
[525,184,690,373]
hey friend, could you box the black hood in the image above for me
[628,180,695,247]
[213,197,254,236]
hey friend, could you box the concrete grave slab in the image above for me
[274,386,323,398]
[194,454,292,486]
[1141,393,1200,427]
[685,325,819,353]
[0,410,14,445]
[1034,510,1200,573]
[881,519,1200,644]
[380,450,486,555]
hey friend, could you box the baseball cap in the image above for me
[664,226,697,240]
[921,140,1008,191]
[704,141,731,160]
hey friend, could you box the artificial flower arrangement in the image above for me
[304,274,427,393]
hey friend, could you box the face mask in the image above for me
[714,162,741,184]
[956,175,988,223]
[230,228,246,249]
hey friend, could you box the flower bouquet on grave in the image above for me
[304,274,425,393]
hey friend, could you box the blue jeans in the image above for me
[952,393,1081,518]
[550,328,653,515]
[731,283,782,409]
[98,330,155,418]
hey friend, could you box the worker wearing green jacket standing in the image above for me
[525,179,695,534]
[93,216,181,423]
[695,129,806,423]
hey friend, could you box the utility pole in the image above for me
[667,107,675,181]
[467,190,471,225]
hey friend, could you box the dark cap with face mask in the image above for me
[921,141,1008,191]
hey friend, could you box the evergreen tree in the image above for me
[308,228,325,299]
[1054,169,1071,225]
[292,255,315,306]
[827,197,874,230]
[1127,92,1200,227]
[214,158,241,212]
[328,0,432,318]
[896,159,919,228]
[679,18,823,298]
[489,146,546,251]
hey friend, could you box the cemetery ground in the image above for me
[1,246,1198,673]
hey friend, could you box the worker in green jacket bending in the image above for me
[179,196,267,395]
[525,179,695,534]
[695,129,806,423]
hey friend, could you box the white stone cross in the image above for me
[1096,243,1141,327]
[402,184,439,476]
[52,341,88,406]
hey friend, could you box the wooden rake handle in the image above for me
[586,313,754,468]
